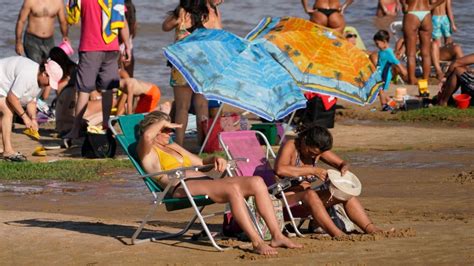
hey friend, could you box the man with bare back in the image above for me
[301,0,353,34]
[15,0,69,64]
[400,0,445,84]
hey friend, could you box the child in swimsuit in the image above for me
[116,78,161,115]
[137,111,303,255]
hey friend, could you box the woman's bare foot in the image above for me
[270,234,303,249]
[253,241,278,255]
[364,223,395,234]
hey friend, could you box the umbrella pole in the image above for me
[199,104,224,155]
[278,111,296,146]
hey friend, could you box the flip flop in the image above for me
[4,152,28,162]
[23,128,40,140]
[32,146,47,156]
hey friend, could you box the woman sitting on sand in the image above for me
[274,124,385,237]
[137,111,302,255]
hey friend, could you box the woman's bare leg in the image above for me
[419,16,433,81]
[179,176,302,254]
[327,12,346,34]
[310,11,329,27]
[173,85,193,146]
[0,98,15,155]
[432,40,444,80]
[317,190,382,234]
[192,93,208,145]
[403,14,421,84]
[438,66,466,106]
[286,189,344,237]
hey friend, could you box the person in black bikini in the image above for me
[301,0,353,34]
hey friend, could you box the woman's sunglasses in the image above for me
[345,33,357,39]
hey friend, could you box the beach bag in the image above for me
[202,113,241,153]
[81,130,117,158]
[223,195,284,241]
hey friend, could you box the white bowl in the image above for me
[328,169,362,201]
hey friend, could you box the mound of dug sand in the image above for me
[446,171,474,184]
[310,228,416,241]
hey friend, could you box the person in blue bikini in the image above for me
[400,0,446,84]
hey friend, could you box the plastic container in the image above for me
[58,40,74,56]
[251,123,277,145]
[395,87,407,101]
[417,79,429,97]
[453,94,471,109]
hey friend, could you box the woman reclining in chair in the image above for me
[137,111,302,255]
[274,124,386,237]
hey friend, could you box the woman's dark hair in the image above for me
[295,123,333,152]
[125,0,137,37]
[373,30,390,42]
[48,47,76,78]
[168,0,209,32]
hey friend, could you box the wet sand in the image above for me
[1,101,473,264]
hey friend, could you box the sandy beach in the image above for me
[1,84,473,265]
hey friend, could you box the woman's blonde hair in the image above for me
[138,111,171,135]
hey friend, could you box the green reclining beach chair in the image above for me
[109,114,229,250]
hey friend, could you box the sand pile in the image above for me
[446,171,474,184]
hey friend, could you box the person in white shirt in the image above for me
[0,56,62,162]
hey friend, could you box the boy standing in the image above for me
[431,0,457,80]
[373,30,407,111]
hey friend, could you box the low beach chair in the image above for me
[109,114,231,251]
[219,130,307,237]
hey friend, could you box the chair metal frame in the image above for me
[109,114,263,251]
[219,130,306,237]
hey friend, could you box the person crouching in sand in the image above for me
[137,111,302,255]
[116,78,163,115]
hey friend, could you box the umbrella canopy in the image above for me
[163,28,307,121]
[246,16,383,106]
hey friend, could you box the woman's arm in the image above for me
[319,150,349,175]
[429,0,447,11]
[446,0,457,32]
[301,0,315,14]
[162,11,180,32]
[274,140,327,180]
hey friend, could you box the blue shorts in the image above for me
[432,15,452,40]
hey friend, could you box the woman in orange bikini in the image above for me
[162,0,210,146]
[137,111,303,255]
[376,0,400,17]
[301,0,353,34]
[400,0,446,84]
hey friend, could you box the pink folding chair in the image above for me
[219,130,306,237]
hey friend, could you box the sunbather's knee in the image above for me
[301,189,323,206]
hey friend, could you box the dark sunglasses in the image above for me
[161,128,175,134]
[345,33,357,38]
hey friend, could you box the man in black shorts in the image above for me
[438,53,474,106]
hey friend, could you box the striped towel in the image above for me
[98,0,125,44]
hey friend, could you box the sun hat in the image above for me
[44,59,63,90]
[58,40,74,56]
[327,169,362,201]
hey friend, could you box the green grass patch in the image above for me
[398,106,474,122]
[0,159,133,181]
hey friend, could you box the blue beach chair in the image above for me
[109,114,230,250]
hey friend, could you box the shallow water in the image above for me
[0,1,472,99]
[1,148,472,195]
